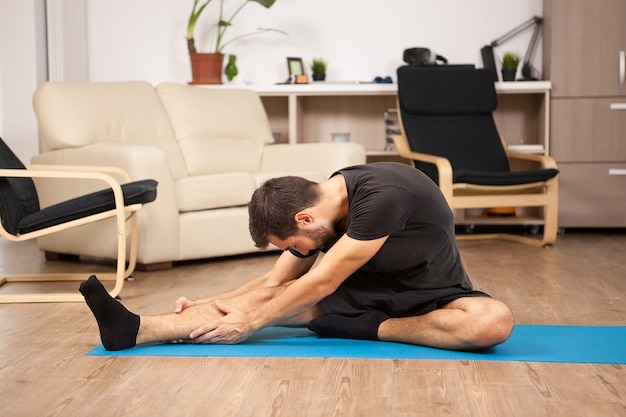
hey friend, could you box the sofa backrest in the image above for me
[156,83,274,176]
[33,81,189,179]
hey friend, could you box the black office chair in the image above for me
[0,137,157,302]
[394,66,559,247]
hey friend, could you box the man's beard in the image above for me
[302,226,337,252]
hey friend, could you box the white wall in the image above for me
[1,0,543,162]
[0,0,47,162]
[87,0,543,86]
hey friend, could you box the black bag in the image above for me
[403,47,448,66]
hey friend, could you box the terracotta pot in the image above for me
[189,53,224,85]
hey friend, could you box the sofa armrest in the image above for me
[31,144,180,263]
[260,142,366,178]
[32,144,175,201]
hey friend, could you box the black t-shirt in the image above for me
[332,162,472,292]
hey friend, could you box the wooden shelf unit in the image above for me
[253,81,552,157]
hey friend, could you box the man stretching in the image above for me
[81,162,514,351]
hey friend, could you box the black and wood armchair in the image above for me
[0,137,157,303]
[394,66,559,247]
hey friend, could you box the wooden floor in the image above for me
[0,231,624,417]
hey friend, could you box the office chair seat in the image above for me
[454,168,558,186]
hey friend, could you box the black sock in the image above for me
[308,310,389,341]
[79,275,140,351]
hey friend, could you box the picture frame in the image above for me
[287,57,304,76]
[287,57,308,84]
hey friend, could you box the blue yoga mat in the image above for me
[87,324,626,364]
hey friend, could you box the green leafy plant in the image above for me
[310,58,327,75]
[501,52,521,70]
[186,0,282,81]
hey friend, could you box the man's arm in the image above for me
[222,250,318,297]
[193,234,388,343]
[174,250,318,311]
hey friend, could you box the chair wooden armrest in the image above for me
[498,135,557,170]
[392,134,454,203]
[504,151,558,170]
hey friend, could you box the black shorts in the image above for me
[317,269,490,318]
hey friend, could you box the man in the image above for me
[81,162,514,351]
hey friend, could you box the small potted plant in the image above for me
[310,58,327,81]
[186,0,282,84]
[500,52,520,81]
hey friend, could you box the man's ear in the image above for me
[294,211,314,226]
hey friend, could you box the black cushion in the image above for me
[397,67,511,184]
[16,179,158,235]
[398,66,497,114]
[404,114,511,174]
[454,169,559,186]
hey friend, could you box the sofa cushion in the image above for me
[176,173,256,212]
[260,142,367,180]
[156,83,274,176]
[33,81,176,149]
[254,171,326,187]
[178,137,264,176]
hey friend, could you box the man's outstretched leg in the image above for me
[80,275,295,351]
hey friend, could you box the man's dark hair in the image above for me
[248,176,320,248]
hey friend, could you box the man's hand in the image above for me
[188,300,255,344]
[173,297,195,313]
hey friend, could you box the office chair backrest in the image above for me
[397,66,510,183]
[0,138,40,235]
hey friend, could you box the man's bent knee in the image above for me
[469,301,515,349]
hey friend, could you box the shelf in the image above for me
[252,81,551,96]
[454,214,545,226]
[494,81,552,93]
[254,82,398,96]
[508,144,546,154]
[365,150,400,156]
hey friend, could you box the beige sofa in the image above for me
[31,81,366,268]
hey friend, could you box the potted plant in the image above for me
[500,52,520,81]
[186,0,281,84]
[310,58,327,81]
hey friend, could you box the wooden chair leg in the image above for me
[540,181,559,247]
[0,211,139,303]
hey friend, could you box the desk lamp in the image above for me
[481,16,543,81]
